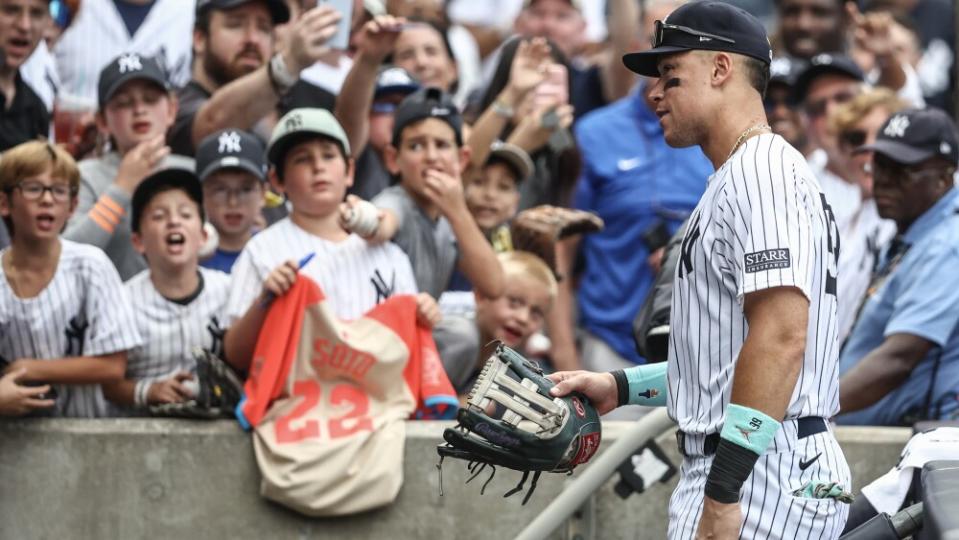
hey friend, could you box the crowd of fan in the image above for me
[0,0,957,427]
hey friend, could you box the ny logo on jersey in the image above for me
[207,316,226,360]
[218,131,242,154]
[64,314,88,356]
[371,269,396,304]
[118,53,143,73]
[678,212,702,279]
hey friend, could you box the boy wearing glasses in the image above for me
[195,129,268,273]
[0,141,141,418]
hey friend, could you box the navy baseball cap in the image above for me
[858,108,959,166]
[622,1,771,77]
[98,53,169,109]
[131,168,204,233]
[392,87,463,146]
[196,129,268,182]
[791,53,864,104]
[196,0,289,24]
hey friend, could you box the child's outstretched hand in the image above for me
[415,292,442,328]
[339,194,383,240]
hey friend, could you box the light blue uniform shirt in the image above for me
[838,187,959,425]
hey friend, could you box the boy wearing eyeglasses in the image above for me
[0,141,141,418]
[195,129,268,273]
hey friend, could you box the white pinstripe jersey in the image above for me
[0,240,142,418]
[225,218,418,326]
[668,134,841,436]
[124,267,230,383]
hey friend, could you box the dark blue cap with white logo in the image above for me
[622,1,771,78]
[859,108,959,166]
[196,129,268,182]
[391,87,463,146]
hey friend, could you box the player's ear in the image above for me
[711,52,734,87]
[344,156,355,189]
[383,144,400,175]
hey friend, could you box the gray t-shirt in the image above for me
[433,315,481,395]
[373,185,458,298]
[63,152,196,281]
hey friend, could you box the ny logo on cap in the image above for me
[285,113,303,131]
[118,53,143,74]
[218,131,242,154]
[884,115,910,138]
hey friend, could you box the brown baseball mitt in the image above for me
[509,205,604,277]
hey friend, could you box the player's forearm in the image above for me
[191,66,278,147]
[729,323,805,419]
[449,210,504,298]
[334,51,380,155]
[224,300,270,372]
[22,353,127,385]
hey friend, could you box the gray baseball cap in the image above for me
[487,141,533,183]
[267,108,352,166]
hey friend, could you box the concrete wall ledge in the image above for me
[0,419,911,540]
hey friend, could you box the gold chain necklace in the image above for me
[726,123,772,161]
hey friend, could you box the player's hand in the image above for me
[355,15,405,62]
[547,370,618,415]
[261,259,300,301]
[0,368,55,416]
[415,292,442,328]
[506,37,552,98]
[422,169,467,218]
[147,371,195,405]
[695,496,742,539]
[115,134,170,193]
[282,5,342,73]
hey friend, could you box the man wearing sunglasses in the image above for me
[549,2,851,538]
[838,107,959,428]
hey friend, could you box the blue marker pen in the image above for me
[261,252,315,308]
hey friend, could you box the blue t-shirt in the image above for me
[112,0,155,37]
[573,87,711,364]
[838,188,959,425]
[201,248,242,274]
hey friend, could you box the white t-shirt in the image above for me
[225,218,418,326]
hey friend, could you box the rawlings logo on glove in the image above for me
[436,343,602,504]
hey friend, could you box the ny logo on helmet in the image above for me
[218,131,242,154]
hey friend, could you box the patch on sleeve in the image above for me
[744,249,791,273]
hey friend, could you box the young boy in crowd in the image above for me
[101,168,231,413]
[434,250,556,395]
[64,53,194,280]
[223,108,438,371]
[195,129,267,273]
[0,141,141,418]
[343,87,504,300]
[464,141,532,251]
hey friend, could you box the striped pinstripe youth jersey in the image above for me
[0,240,142,417]
[123,267,230,384]
[668,134,842,436]
[225,218,419,326]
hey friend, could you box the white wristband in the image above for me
[134,380,152,408]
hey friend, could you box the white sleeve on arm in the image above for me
[729,143,815,302]
[83,250,143,355]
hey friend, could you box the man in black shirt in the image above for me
[169,0,341,156]
[0,0,51,152]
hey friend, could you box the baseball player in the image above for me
[0,141,142,418]
[101,168,231,414]
[550,3,851,538]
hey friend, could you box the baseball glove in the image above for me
[509,206,604,277]
[437,343,602,504]
[149,348,244,419]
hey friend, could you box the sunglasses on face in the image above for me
[653,20,736,48]
[804,90,856,118]
[840,129,867,149]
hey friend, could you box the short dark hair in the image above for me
[742,56,770,98]
[195,7,211,34]
[274,133,349,182]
